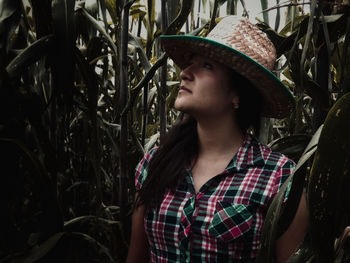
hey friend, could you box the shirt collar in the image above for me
[226,134,266,173]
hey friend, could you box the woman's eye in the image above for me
[203,62,213,70]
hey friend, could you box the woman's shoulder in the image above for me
[135,147,158,172]
[247,135,295,201]
[141,147,158,161]
[134,147,158,190]
[248,135,295,168]
[253,137,294,164]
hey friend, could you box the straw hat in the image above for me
[160,16,295,119]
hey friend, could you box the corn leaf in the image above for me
[6,35,53,78]
[78,7,118,58]
[0,0,21,54]
[307,92,350,262]
[165,0,194,35]
[257,125,322,263]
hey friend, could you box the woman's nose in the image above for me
[180,64,194,81]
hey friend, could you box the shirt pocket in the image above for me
[208,201,253,242]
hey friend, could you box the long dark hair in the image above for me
[136,115,198,208]
[136,69,262,209]
[233,70,262,137]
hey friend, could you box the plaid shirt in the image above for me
[135,134,294,262]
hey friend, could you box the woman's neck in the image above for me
[195,114,244,157]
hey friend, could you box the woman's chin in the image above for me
[174,104,190,114]
[175,98,198,115]
[174,99,187,108]
[174,100,183,111]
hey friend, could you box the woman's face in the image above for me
[174,55,239,118]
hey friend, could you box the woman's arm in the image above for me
[276,192,309,263]
[126,197,149,263]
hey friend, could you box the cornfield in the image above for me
[0,0,350,262]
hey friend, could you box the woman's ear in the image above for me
[232,95,240,109]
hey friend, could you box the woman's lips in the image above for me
[179,86,192,93]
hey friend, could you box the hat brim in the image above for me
[160,35,295,119]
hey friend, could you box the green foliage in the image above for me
[257,125,322,263]
[308,92,350,262]
[256,1,350,262]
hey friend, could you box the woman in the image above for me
[126,16,308,263]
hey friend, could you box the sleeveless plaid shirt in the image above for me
[135,134,294,262]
